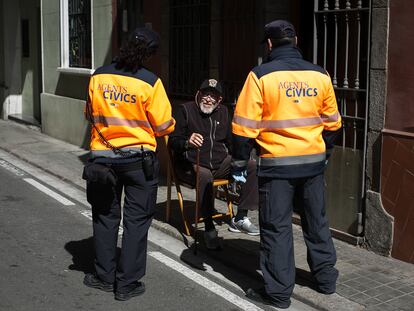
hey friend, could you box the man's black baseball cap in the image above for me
[131,27,160,51]
[199,79,223,95]
[262,20,296,43]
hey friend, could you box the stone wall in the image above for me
[40,93,89,148]
[364,0,393,255]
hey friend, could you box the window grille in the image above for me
[68,0,91,68]
[314,0,370,152]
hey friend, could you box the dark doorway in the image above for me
[0,0,5,118]
[18,0,42,125]
[293,0,314,62]
[169,0,210,99]
[219,0,257,103]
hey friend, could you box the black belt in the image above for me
[111,160,143,173]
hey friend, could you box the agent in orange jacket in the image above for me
[232,20,341,309]
[83,27,174,301]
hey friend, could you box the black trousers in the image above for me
[86,159,159,292]
[175,155,258,217]
[259,173,338,306]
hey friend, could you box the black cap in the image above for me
[262,20,296,42]
[199,79,223,95]
[131,27,160,50]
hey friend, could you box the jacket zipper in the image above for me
[209,117,214,169]
[213,120,217,150]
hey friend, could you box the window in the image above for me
[59,0,93,74]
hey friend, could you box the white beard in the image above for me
[199,102,219,114]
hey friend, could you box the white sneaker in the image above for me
[228,217,260,236]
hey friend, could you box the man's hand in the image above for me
[188,133,204,148]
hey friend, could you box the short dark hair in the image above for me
[269,36,296,48]
[115,28,159,72]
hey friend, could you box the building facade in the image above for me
[0,0,413,263]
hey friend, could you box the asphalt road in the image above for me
[0,152,315,311]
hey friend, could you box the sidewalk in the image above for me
[1,119,414,311]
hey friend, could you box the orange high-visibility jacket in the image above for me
[232,46,342,178]
[87,63,175,158]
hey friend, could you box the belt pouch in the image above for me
[82,162,118,186]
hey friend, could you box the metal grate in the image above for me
[169,0,210,99]
[314,0,370,151]
[68,0,91,68]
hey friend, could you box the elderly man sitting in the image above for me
[169,79,259,250]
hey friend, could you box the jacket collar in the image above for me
[267,44,303,62]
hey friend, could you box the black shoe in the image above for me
[203,229,222,250]
[314,268,338,294]
[83,273,114,292]
[315,283,336,295]
[115,281,145,301]
[245,288,291,309]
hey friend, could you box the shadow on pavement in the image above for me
[155,199,321,296]
[64,237,122,275]
[64,237,95,274]
[180,237,263,293]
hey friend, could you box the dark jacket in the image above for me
[169,101,232,170]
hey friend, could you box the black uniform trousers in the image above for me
[86,159,159,293]
[175,155,258,217]
[259,173,338,306]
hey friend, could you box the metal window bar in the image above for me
[323,4,328,69]
[343,0,351,88]
[355,0,362,89]
[68,0,91,68]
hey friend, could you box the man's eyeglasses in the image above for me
[200,91,222,102]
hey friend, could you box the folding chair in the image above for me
[164,135,233,237]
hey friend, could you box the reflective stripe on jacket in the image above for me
[88,63,175,157]
[232,45,342,178]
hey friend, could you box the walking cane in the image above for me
[194,148,200,255]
